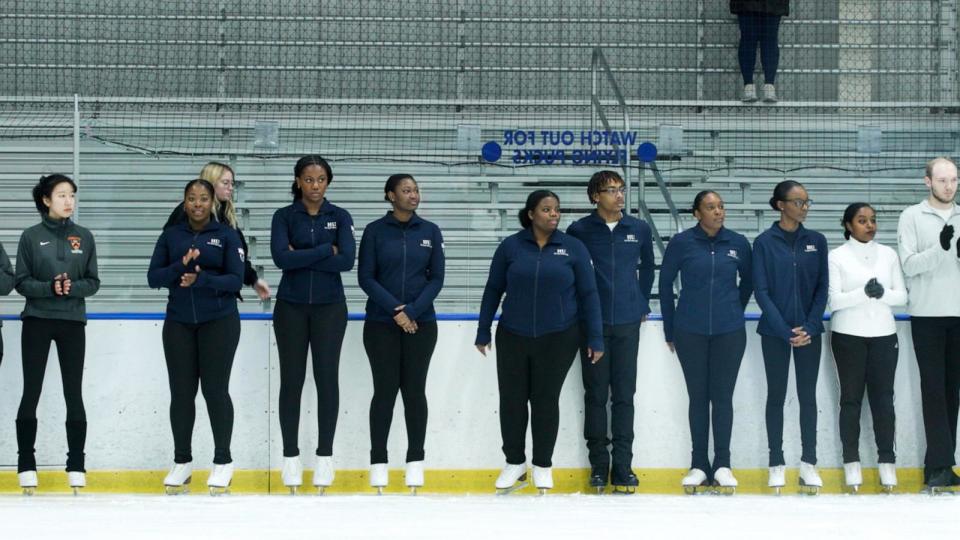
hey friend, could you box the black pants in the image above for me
[496,324,579,468]
[162,314,240,465]
[761,334,821,466]
[16,317,87,473]
[363,320,438,464]
[673,327,746,477]
[831,332,898,464]
[737,13,782,84]
[580,322,641,469]
[910,317,960,471]
[274,299,348,458]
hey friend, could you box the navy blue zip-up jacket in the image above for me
[658,225,753,342]
[476,228,604,353]
[270,199,355,305]
[752,222,829,340]
[567,211,655,326]
[147,220,244,324]
[358,212,445,322]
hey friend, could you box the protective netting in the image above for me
[0,0,958,312]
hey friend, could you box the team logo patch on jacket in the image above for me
[726,249,739,260]
[804,244,818,252]
[554,248,569,257]
[326,221,338,230]
[68,235,82,253]
[207,238,222,248]
[237,247,245,262]
[420,239,432,248]
[624,234,638,243]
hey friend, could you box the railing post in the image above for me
[73,93,81,223]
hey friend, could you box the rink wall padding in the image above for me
[0,318,948,494]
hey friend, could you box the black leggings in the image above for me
[673,327,746,477]
[831,332,898,464]
[274,299,348,458]
[363,320,438,464]
[737,13,782,84]
[162,314,240,465]
[910,317,960,471]
[495,324,579,468]
[17,317,87,472]
[762,334,822,466]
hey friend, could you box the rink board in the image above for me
[0,318,950,494]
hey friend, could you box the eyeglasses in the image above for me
[784,199,813,209]
[598,187,627,195]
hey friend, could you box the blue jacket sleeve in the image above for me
[751,238,794,341]
[737,237,754,310]
[572,240,604,353]
[405,225,445,320]
[195,230,243,292]
[658,238,681,343]
[476,240,509,346]
[147,232,190,289]
[357,224,402,314]
[311,211,356,273]
[0,242,16,296]
[638,222,656,306]
[270,210,335,271]
[803,235,830,336]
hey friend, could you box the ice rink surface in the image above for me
[0,493,956,540]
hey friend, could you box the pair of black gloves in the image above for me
[940,224,960,256]
[864,277,884,299]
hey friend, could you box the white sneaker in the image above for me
[844,461,863,487]
[208,463,234,489]
[313,456,334,487]
[495,463,527,489]
[768,465,786,488]
[18,471,38,489]
[163,462,193,487]
[681,468,708,487]
[532,466,553,490]
[763,83,778,103]
[799,462,823,487]
[879,463,897,488]
[714,467,738,488]
[742,84,758,103]
[281,456,302,488]
[68,471,86,488]
[370,463,388,488]
[405,461,424,488]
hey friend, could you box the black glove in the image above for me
[864,277,884,299]
[941,224,955,250]
[956,236,960,258]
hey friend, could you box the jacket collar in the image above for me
[293,198,333,216]
[178,218,223,235]
[767,221,808,241]
[920,198,958,217]
[691,224,732,242]
[41,214,71,230]
[586,210,624,229]
[519,227,563,247]
[383,211,423,228]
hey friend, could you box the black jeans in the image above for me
[162,314,240,465]
[363,320,438,464]
[831,331,898,464]
[910,317,960,471]
[737,13,782,84]
[673,327,746,477]
[274,299,348,458]
[495,324,579,468]
[761,334,821,466]
[16,317,87,473]
[579,322,641,469]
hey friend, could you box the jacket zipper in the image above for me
[401,228,408,303]
[709,239,715,335]
[190,231,199,324]
[610,225,616,325]
[792,236,801,327]
[309,216,316,303]
[533,247,542,338]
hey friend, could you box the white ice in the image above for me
[0,493,956,540]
